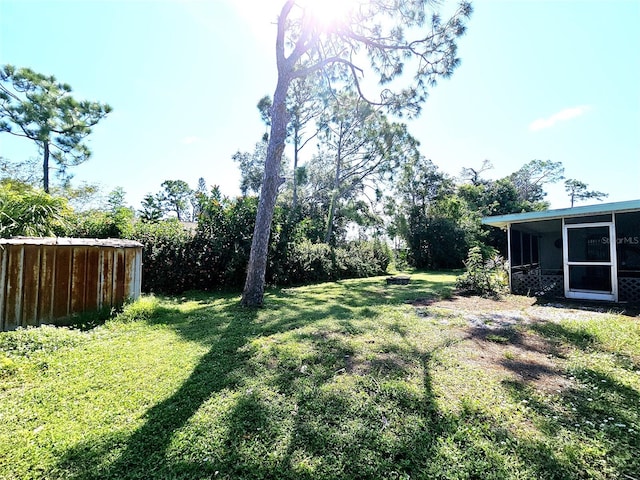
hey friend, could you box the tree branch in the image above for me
[276,0,296,69]
[292,55,363,79]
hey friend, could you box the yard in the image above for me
[1,272,639,479]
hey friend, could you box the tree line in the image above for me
[0,61,608,295]
[0,0,610,301]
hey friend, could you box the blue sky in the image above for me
[1,0,638,210]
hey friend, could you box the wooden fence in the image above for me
[0,238,142,331]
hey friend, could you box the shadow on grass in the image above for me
[254,275,455,335]
[457,318,639,478]
[274,274,456,307]
[503,368,640,479]
[53,277,638,479]
[474,319,639,477]
[56,297,260,479]
[529,321,599,351]
[529,320,640,373]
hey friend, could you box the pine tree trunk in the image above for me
[325,125,343,244]
[291,127,299,214]
[241,75,291,307]
[43,142,50,193]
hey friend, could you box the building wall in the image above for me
[616,211,640,302]
[509,213,640,302]
[539,232,563,272]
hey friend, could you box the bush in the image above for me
[131,219,192,294]
[65,208,135,239]
[456,246,508,298]
[391,248,410,271]
[372,239,392,272]
[408,215,470,269]
[128,198,256,293]
[283,239,391,286]
[132,228,391,293]
[0,180,70,237]
[286,240,334,284]
[336,240,391,279]
[124,195,392,294]
[188,196,257,290]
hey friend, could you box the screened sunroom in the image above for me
[482,200,640,303]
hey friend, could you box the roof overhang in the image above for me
[0,237,143,248]
[482,199,640,229]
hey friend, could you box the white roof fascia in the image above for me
[482,199,640,229]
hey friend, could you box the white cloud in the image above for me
[529,105,591,131]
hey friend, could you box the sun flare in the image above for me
[301,0,359,30]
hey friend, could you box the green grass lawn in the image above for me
[1,272,638,479]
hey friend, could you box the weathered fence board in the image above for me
[0,238,142,331]
[22,246,40,326]
[100,249,114,310]
[38,246,55,322]
[85,248,100,312]
[53,247,72,320]
[4,246,22,330]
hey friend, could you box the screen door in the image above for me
[563,222,617,301]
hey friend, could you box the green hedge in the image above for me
[284,239,391,285]
[130,222,391,294]
[407,215,470,269]
[63,195,391,294]
[131,220,192,294]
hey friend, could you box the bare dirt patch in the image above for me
[386,293,636,394]
[458,327,574,393]
[410,294,612,393]
[413,294,538,312]
[413,294,640,318]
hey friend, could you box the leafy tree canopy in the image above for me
[509,159,564,205]
[139,193,164,223]
[0,65,111,192]
[240,1,473,305]
[318,92,419,242]
[564,179,608,207]
[159,180,193,222]
[279,0,473,116]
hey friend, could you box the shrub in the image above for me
[133,233,391,293]
[287,240,334,284]
[284,240,391,285]
[130,219,192,294]
[456,246,508,298]
[372,239,392,272]
[408,215,470,269]
[188,196,257,290]
[0,180,70,237]
[130,198,258,293]
[65,208,135,239]
[337,240,391,279]
[392,248,410,271]
[125,195,392,294]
